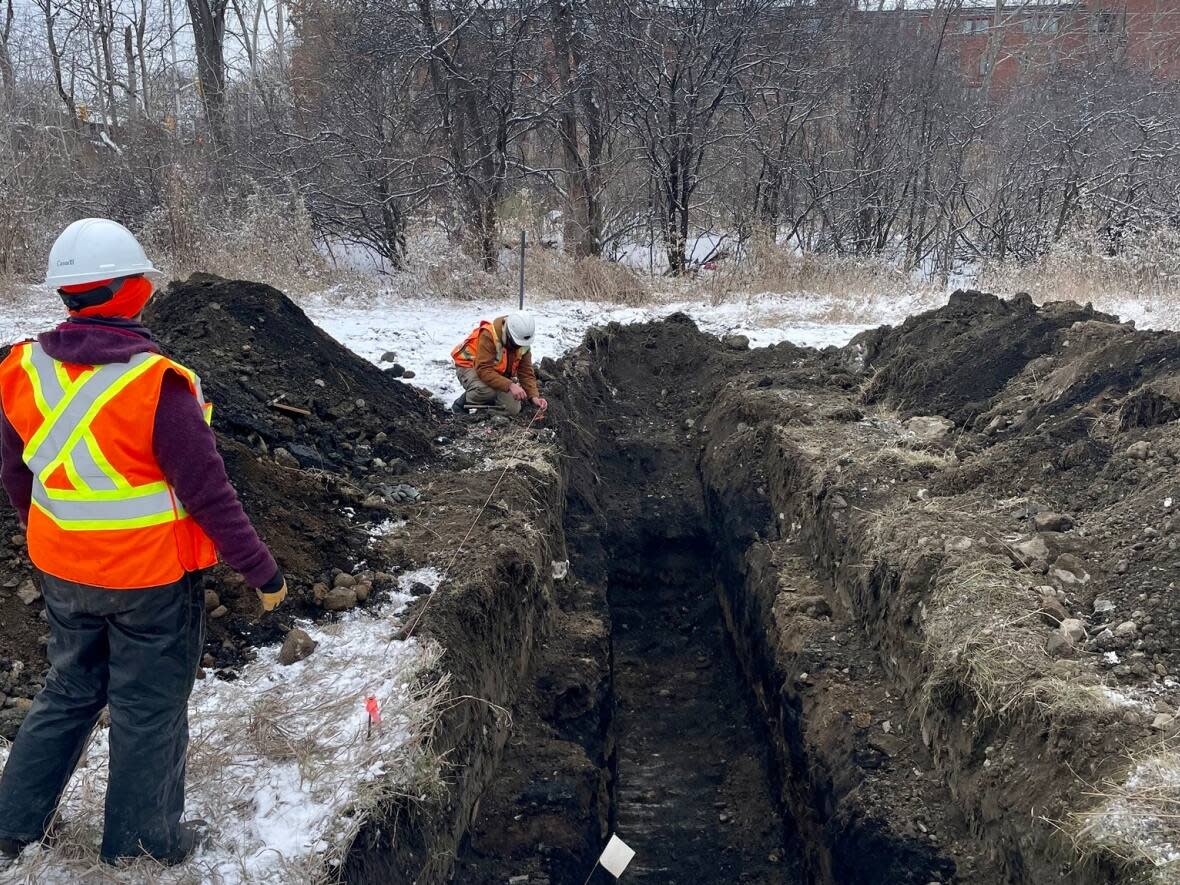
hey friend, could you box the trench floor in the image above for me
[610,556,803,883]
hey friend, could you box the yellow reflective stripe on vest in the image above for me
[19,345,190,531]
[171,364,213,425]
[18,345,62,419]
[25,351,163,475]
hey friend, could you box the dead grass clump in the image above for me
[419,253,502,302]
[137,171,336,295]
[977,229,1180,307]
[509,248,653,305]
[1071,751,1180,879]
[919,556,1071,720]
[867,446,957,478]
[697,239,939,306]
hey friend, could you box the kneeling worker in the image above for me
[451,311,548,417]
[0,219,287,869]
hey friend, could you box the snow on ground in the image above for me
[6,282,1180,407]
[297,290,931,405]
[1081,753,1180,877]
[0,568,445,884]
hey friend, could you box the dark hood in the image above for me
[37,317,159,366]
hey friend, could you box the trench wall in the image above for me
[697,400,1134,885]
[344,456,572,884]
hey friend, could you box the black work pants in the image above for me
[0,571,204,861]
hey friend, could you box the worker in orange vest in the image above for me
[0,219,286,869]
[451,312,548,417]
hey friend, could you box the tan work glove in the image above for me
[257,581,288,612]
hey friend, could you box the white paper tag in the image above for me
[599,834,636,877]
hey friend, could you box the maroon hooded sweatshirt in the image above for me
[0,317,282,591]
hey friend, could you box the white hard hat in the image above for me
[45,218,161,289]
[506,311,535,347]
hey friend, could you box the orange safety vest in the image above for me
[0,341,218,589]
[451,320,524,378]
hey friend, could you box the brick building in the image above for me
[872,1,1180,90]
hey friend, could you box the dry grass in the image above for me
[866,445,957,476]
[694,239,939,306]
[138,180,339,296]
[1070,749,1180,880]
[977,230,1180,308]
[916,549,1099,721]
[521,250,652,305]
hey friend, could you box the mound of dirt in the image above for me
[853,290,1116,425]
[145,274,443,469]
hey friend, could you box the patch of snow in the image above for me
[398,566,443,596]
[368,517,407,538]
[0,601,438,883]
[1084,754,1180,871]
[297,291,908,404]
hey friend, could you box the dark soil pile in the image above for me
[146,274,443,469]
[930,314,1180,681]
[854,290,1115,425]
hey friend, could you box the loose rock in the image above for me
[1127,441,1153,460]
[278,628,318,665]
[1033,512,1074,533]
[1038,595,1069,626]
[322,588,359,612]
[1060,618,1087,642]
[905,415,955,443]
[1012,537,1050,569]
[1050,553,1091,586]
[16,580,40,606]
[273,448,300,469]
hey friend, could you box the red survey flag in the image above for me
[365,696,381,724]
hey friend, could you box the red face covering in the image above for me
[60,275,154,319]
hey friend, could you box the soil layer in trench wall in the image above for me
[609,539,802,883]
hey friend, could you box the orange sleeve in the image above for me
[474,328,512,392]
[517,350,540,398]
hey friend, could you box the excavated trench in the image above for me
[606,537,801,883]
[388,302,1173,883]
[451,317,954,883]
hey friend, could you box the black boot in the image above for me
[155,819,209,867]
[451,392,468,414]
[0,837,30,869]
[102,820,209,867]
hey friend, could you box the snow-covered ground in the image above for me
[298,289,940,405]
[0,569,444,883]
[7,283,1178,408]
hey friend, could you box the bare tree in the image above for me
[412,0,545,271]
[187,0,228,143]
[0,0,14,104]
[545,0,608,258]
[608,0,769,275]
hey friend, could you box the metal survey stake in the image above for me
[518,230,526,309]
